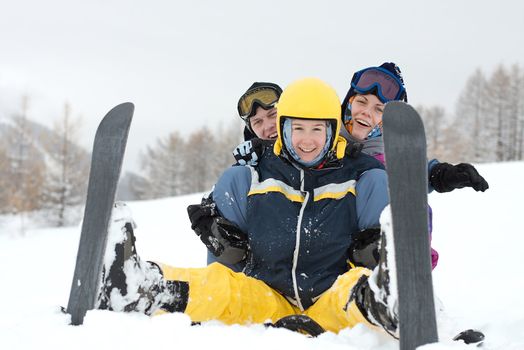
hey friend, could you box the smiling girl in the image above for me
[342,63,488,270]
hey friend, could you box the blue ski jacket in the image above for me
[210,150,388,310]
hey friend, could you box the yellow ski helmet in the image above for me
[274,78,346,159]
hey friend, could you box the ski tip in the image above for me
[94,102,134,139]
[384,100,411,110]
[383,101,416,120]
[382,101,424,133]
[109,102,135,115]
[99,102,134,126]
[385,101,408,108]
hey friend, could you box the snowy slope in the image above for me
[0,162,523,349]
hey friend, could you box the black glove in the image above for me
[429,162,489,193]
[344,140,363,159]
[232,138,271,166]
[187,199,248,263]
[348,227,381,269]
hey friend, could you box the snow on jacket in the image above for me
[212,149,388,310]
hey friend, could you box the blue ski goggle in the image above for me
[351,67,406,104]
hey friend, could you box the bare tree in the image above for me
[139,131,186,198]
[116,171,151,200]
[137,119,243,198]
[417,105,447,160]
[6,96,47,212]
[208,119,244,186]
[436,124,473,164]
[508,64,524,160]
[181,127,216,193]
[454,68,489,162]
[0,144,10,212]
[487,65,513,161]
[2,96,47,234]
[183,121,243,193]
[41,103,90,226]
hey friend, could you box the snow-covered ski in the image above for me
[66,103,134,325]
[382,102,438,349]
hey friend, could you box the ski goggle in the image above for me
[351,67,406,103]
[237,86,280,121]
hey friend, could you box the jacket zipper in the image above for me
[291,168,307,311]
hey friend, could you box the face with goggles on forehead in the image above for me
[237,83,282,140]
[342,64,407,141]
[249,106,278,140]
[346,93,385,140]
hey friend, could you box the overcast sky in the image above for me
[1,0,523,172]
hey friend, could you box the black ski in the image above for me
[66,103,134,325]
[382,102,438,349]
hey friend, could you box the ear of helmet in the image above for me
[273,78,346,160]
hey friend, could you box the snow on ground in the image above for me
[1,162,523,349]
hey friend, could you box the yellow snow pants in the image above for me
[159,262,375,334]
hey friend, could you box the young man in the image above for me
[98,78,399,335]
[237,82,281,141]
[189,82,283,270]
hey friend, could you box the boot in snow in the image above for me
[268,315,325,337]
[352,222,399,337]
[97,202,188,315]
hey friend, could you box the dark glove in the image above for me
[232,138,269,166]
[344,140,363,159]
[187,197,217,233]
[429,162,489,193]
[187,199,248,263]
[348,227,381,269]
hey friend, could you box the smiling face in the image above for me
[249,106,278,140]
[349,93,385,140]
[290,118,328,163]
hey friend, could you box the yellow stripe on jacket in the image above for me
[313,180,356,201]
[248,177,356,202]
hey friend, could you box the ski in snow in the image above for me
[66,103,134,325]
[383,101,439,349]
